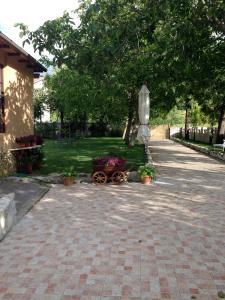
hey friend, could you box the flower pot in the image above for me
[104,165,115,173]
[142,176,151,185]
[63,177,74,186]
[19,143,26,148]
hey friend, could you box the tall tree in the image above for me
[16,0,225,142]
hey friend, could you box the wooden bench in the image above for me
[213,139,225,152]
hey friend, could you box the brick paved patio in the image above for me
[0,140,224,300]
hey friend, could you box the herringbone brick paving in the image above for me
[0,140,224,300]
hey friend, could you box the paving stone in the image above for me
[0,140,224,299]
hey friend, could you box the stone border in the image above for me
[144,142,154,166]
[31,171,141,184]
[171,137,225,162]
[0,193,16,241]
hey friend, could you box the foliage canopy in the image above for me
[17,0,225,142]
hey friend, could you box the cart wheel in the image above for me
[111,171,127,185]
[92,171,107,184]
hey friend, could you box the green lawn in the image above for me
[179,137,215,150]
[39,137,145,174]
[178,137,225,154]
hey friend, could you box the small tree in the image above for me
[33,88,46,122]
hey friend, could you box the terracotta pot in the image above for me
[19,143,26,148]
[104,165,114,173]
[142,176,151,184]
[63,177,74,186]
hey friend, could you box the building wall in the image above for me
[0,50,34,151]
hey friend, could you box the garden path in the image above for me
[0,140,224,300]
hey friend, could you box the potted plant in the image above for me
[138,165,156,184]
[62,167,77,186]
[15,135,43,147]
[24,136,30,147]
[15,136,26,148]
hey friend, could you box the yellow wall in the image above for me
[150,125,170,141]
[0,51,34,150]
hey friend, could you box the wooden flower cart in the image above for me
[92,156,127,185]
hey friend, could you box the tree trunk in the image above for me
[124,108,134,145]
[216,105,225,143]
[122,121,128,140]
[124,91,138,146]
[209,123,214,145]
[81,112,87,137]
[130,122,139,146]
[184,108,189,140]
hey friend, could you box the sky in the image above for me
[0,0,80,59]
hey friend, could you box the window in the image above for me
[0,65,5,133]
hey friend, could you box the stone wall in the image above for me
[150,125,170,141]
[0,193,16,241]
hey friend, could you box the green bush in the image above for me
[35,122,58,139]
[150,106,185,126]
[0,148,14,177]
[107,127,123,137]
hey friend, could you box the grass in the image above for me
[178,137,216,150]
[38,137,145,174]
[177,137,225,154]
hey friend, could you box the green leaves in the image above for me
[15,0,225,132]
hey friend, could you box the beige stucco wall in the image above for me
[150,125,170,141]
[0,51,34,151]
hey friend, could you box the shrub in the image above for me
[35,122,58,139]
[0,148,14,177]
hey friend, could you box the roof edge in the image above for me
[0,31,47,73]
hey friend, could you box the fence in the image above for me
[34,122,124,139]
[172,127,218,144]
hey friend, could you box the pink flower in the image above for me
[93,156,125,167]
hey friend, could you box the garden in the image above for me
[5,135,156,185]
[39,137,146,175]
[3,135,155,185]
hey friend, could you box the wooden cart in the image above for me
[92,156,127,185]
